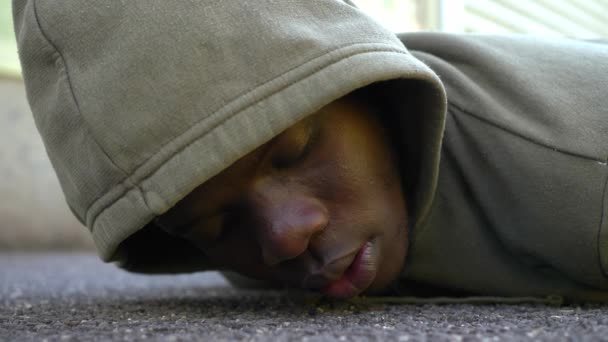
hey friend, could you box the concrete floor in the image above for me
[2,253,608,341]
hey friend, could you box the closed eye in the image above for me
[272,115,322,169]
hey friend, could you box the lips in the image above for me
[320,240,377,299]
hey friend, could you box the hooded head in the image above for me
[13,0,445,297]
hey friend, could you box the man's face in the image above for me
[156,95,409,298]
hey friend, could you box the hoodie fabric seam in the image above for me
[31,0,131,181]
[87,45,409,231]
[449,102,604,163]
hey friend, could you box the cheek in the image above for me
[306,162,381,224]
[310,145,396,205]
[306,139,406,231]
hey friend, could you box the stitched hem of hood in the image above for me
[87,44,446,263]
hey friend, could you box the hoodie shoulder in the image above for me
[399,32,608,161]
[399,32,608,297]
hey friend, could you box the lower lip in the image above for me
[321,240,377,299]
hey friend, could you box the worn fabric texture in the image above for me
[12,0,608,300]
[399,33,608,300]
[12,0,445,270]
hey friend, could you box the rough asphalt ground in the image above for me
[2,253,608,341]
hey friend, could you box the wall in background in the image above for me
[354,0,608,38]
[1,4,94,250]
[0,78,95,251]
[354,0,435,32]
[441,0,608,38]
[0,2,19,77]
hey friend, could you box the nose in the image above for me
[249,179,328,266]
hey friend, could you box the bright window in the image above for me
[441,0,608,38]
[0,2,19,77]
[354,0,608,39]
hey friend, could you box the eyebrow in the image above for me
[253,113,320,168]
[156,114,322,237]
[155,133,281,236]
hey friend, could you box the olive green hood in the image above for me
[13,0,446,272]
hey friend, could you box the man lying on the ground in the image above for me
[12,0,608,301]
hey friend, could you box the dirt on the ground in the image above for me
[2,252,608,341]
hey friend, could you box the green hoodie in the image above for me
[13,0,608,300]
[401,33,608,299]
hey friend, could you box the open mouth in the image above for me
[321,239,377,299]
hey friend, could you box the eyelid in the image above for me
[273,116,321,169]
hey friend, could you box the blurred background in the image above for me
[1,0,607,252]
[1,1,94,251]
[356,0,608,37]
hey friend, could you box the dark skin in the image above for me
[155,95,409,298]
